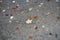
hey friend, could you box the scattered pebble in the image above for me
[26,19,32,24]
[56,0,59,2]
[57,16,60,19]
[28,7,33,11]
[16,27,19,31]
[5,14,9,16]
[55,34,58,38]
[2,10,6,12]
[49,32,52,35]
[40,3,44,5]
[42,25,45,28]
[38,3,44,7]
[38,5,42,7]
[12,0,16,3]
[46,12,51,16]
[16,4,20,8]
[34,25,38,30]
[10,16,14,19]
[20,11,25,14]
[26,0,30,2]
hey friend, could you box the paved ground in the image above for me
[0,0,60,40]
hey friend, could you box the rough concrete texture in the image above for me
[0,0,60,40]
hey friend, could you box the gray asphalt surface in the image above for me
[0,0,60,40]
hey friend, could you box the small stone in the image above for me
[57,16,60,19]
[56,0,59,2]
[5,14,9,16]
[55,34,58,38]
[38,3,44,7]
[16,27,19,31]
[20,11,25,14]
[38,5,41,7]
[49,33,52,35]
[26,0,29,2]
[42,25,45,28]
[46,12,50,16]
[2,10,6,12]
[28,8,33,11]
[16,4,20,8]
[34,25,38,30]
[26,19,32,24]
[40,3,44,5]
[12,0,16,3]
[10,16,14,19]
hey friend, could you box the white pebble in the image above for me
[40,3,44,5]
[10,16,14,19]
[38,5,42,7]
[28,8,33,11]
[26,0,29,2]
[42,25,45,28]
[56,0,59,2]
[2,10,6,12]
[12,0,16,3]
[26,19,32,24]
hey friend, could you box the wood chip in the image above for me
[27,35,33,39]
[33,15,38,19]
